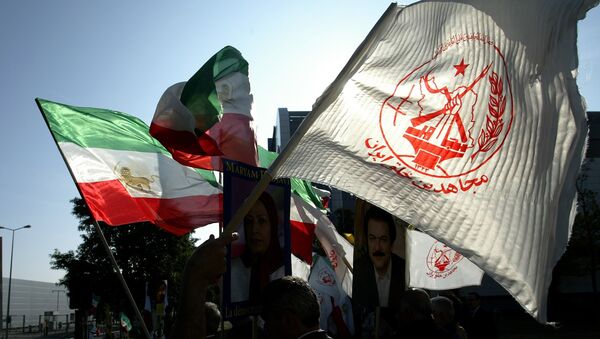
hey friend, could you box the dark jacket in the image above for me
[352,252,406,338]
[353,252,406,309]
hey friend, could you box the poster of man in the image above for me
[222,159,292,318]
[352,200,407,338]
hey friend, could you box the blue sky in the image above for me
[0,1,598,284]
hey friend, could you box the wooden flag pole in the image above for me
[36,99,151,339]
[221,3,398,246]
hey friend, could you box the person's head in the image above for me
[261,276,320,339]
[363,206,396,275]
[465,292,481,311]
[244,192,278,255]
[431,296,455,328]
[204,302,221,335]
[398,289,432,324]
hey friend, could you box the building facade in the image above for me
[1,277,72,328]
[268,108,356,232]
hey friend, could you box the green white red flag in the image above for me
[151,46,258,170]
[37,98,222,236]
[119,312,132,332]
[272,0,597,322]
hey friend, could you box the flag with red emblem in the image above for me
[272,0,596,322]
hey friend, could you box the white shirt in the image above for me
[375,261,392,307]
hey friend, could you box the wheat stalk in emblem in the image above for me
[471,72,506,160]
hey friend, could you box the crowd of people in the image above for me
[166,205,497,339]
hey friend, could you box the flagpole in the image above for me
[221,3,397,238]
[222,3,397,237]
[218,181,226,339]
[92,220,153,339]
[222,170,273,235]
[36,99,152,339]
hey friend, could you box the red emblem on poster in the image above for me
[426,241,464,279]
[365,34,513,194]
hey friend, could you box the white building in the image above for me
[1,277,73,329]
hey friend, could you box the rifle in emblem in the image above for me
[404,63,492,170]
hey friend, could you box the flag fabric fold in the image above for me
[291,195,354,296]
[151,46,258,170]
[272,0,595,322]
[38,98,222,236]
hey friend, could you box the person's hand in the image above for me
[173,232,239,339]
[184,232,239,287]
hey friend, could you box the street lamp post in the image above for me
[51,290,66,312]
[0,225,31,339]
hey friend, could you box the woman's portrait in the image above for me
[230,191,287,304]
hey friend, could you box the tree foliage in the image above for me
[50,197,197,314]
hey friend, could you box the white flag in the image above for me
[291,194,354,296]
[291,254,312,280]
[309,256,354,336]
[273,0,596,322]
[406,229,483,290]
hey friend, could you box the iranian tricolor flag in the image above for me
[37,98,222,236]
[271,0,596,322]
[151,46,258,170]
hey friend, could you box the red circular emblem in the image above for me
[426,240,463,278]
[318,268,336,286]
[378,34,513,180]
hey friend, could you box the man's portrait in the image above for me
[352,202,406,337]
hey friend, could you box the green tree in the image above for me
[50,197,197,317]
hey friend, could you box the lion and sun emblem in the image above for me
[114,163,159,195]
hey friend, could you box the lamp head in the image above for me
[23,225,31,229]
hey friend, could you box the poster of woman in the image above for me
[222,159,291,318]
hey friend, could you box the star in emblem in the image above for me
[454,58,469,76]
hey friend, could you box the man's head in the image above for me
[398,289,432,324]
[364,206,396,275]
[261,276,320,339]
[431,296,454,328]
